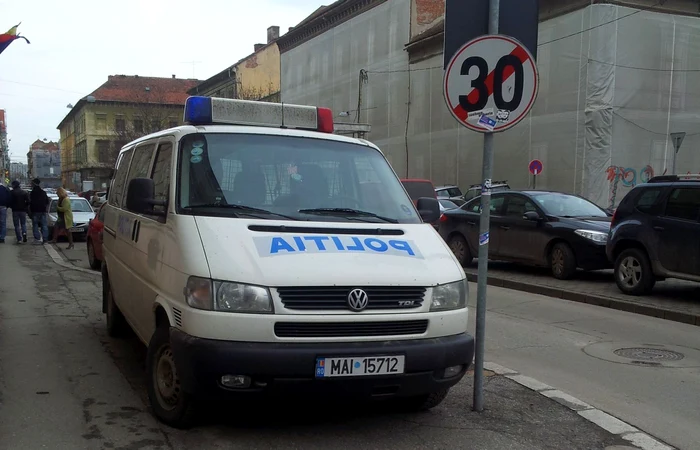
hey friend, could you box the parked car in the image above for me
[607,175,700,295]
[48,194,95,240]
[462,180,510,202]
[439,190,612,279]
[400,178,437,206]
[435,185,465,206]
[87,203,106,270]
[91,191,108,207]
[439,198,461,213]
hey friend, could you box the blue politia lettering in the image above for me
[346,237,365,251]
[270,237,295,254]
[364,238,389,252]
[331,236,345,250]
[304,235,330,250]
[388,240,415,256]
[293,236,306,251]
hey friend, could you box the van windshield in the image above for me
[177,133,421,224]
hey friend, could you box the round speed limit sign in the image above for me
[444,35,539,133]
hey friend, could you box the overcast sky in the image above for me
[1,0,322,163]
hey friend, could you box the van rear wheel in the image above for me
[146,325,198,429]
[105,281,128,337]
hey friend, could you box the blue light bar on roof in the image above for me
[183,95,326,132]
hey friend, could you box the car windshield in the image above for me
[177,133,421,224]
[437,187,462,198]
[531,192,607,217]
[49,198,93,213]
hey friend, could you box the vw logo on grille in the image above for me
[347,289,369,312]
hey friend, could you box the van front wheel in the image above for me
[146,325,197,429]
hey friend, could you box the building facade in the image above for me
[58,75,198,191]
[280,0,700,208]
[9,162,28,185]
[27,139,61,188]
[189,26,282,102]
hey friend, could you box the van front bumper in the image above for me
[169,328,474,399]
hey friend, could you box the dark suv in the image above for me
[606,175,700,295]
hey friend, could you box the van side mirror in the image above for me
[523,211,541,221]
[417,197,440,224]
[126,178,166,217]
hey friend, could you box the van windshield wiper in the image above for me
[298,208,399,223]
[185,204,299,220]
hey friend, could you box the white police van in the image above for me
[101,96,474,428]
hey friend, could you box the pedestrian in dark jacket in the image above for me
[29,178,51,244]
[0,182,10,243]
[9,180,29,243]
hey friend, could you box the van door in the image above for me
[129,139,174,340]
[103,147,136,321]
[117,141,157,341]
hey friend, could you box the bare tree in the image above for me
[236,80,279,103]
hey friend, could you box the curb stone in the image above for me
[464,272,700,327]
[484,362,676,450]
[45,243,100,276]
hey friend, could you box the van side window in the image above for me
[109,148,134,207]
[127,143,156,182]
[150,142,173,216]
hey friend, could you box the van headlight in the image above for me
[184,277,273,313]
[430,279,468,311]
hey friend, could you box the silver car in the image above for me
[48,195,95,239]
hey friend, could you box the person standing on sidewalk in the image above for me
[29,178,50,244]
[9,180,29,244]
[0,182,10,243]
[49,187,74,249]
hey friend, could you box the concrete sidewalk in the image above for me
[463,262,700,327]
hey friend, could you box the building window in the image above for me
[151,120,161,132]
[115,117,126,132]
[95,113,107,131]
[133,119,143,133]
[96,140,111,164]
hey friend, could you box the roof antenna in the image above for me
[280,102,286,129]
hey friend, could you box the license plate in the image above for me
[69,227,83,233]
[315,355,405,378]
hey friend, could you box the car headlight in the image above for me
[185,277,274,313]
[430,279,468,311]
[574,229,608,243]
[214,281,273,313]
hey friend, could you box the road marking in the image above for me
[491,361,677,449]
[44,244,99,276]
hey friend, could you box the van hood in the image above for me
[194,217,464,287]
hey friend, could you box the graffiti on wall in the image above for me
[606,165,655,208]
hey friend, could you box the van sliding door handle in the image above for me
[131,221,137,241]
[653,226,664,231]
[134,221,141,242]
[499,226,510,230]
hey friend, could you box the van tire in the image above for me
[397,388,449,412]
[105,281,128,337]
[146,325,198,429]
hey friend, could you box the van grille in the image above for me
[277,286,426,311]
[274,320,429,338]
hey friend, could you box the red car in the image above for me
[400,178,437,206]
[87,203,106,270]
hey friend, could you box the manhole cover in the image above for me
[613,347,684,362]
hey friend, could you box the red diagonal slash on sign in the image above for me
[452,45,531,122]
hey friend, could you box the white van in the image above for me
[102,96,474,428]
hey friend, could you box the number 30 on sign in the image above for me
[444,35,539,133]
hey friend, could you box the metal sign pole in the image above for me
[473,0,500,413]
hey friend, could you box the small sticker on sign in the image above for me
[479,232,490,246]
[481,179,492,195]
[478,114,497,131]
[496,109,510,122]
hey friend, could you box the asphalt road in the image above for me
[472,284,700,450]
[2,240,695,449]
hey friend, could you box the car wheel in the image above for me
[105,279,129,337]
[87,239,101,271]
[614,248,655,296]
[396,389,449,412]
[550,243,576,280]
[146,325,198,429]
[448,234,472,266]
